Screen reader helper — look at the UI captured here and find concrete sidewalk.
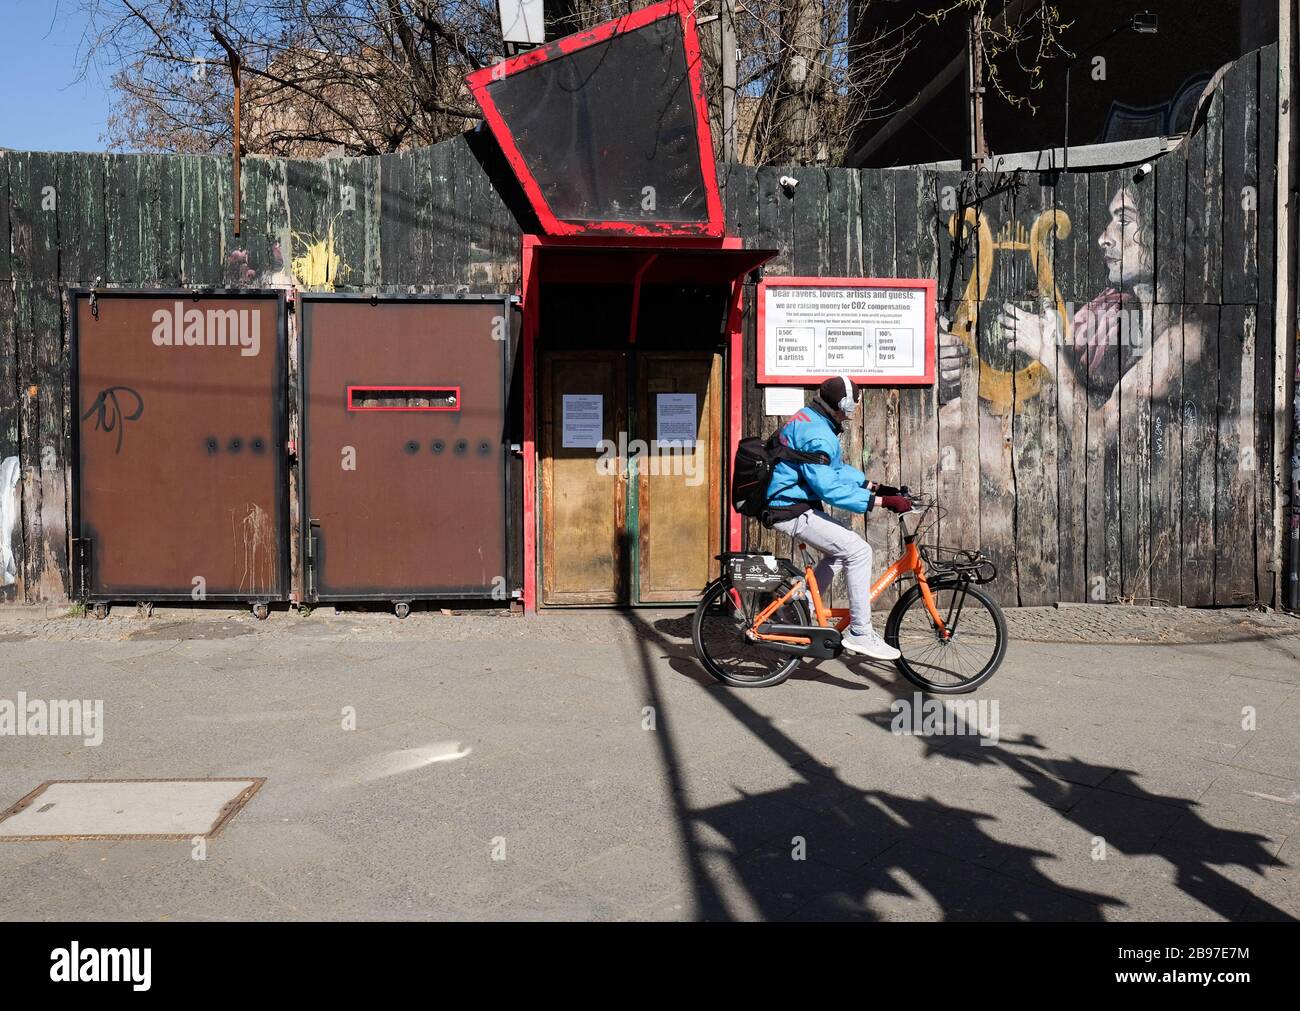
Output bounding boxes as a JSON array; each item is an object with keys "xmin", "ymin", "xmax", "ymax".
[{"xmin": 0, "ymin": 604, "xmax": 1297, "ymax": 920}]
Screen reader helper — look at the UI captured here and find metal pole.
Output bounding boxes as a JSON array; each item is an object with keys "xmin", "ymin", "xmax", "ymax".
[
  {"xmin": 967, "ymin": 11, "xmax": 987, "ymax": 170},
  {"xmin": 1063, "ymin": 65, "xmax": 1071, "ymax": 172},
  {"xmin": 213, "ymin": 29, "xmax": 242, "ymax": 237}
]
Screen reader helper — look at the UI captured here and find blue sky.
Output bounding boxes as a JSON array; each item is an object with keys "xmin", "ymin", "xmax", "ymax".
[{"xmin": 0, "ymin": 0, "xmax": 115, "ymax": 152}]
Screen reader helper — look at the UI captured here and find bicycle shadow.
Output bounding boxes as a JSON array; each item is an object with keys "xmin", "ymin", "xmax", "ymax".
[{"xmin": 629, "ymin": 611, "xmax": 1295, "ymax": 921}]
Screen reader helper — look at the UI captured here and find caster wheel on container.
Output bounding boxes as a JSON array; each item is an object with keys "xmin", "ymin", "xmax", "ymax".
[
  {"xmin": 92, "ymin": 602, "xmax": 109, "ymax": 621},
  {"xmin": 394, "ymin": 602, "xmax": 411, "ymax": 620},
  {"xmin": 252, "ymin": 602, "xmax": 270, "ymax": 621}
]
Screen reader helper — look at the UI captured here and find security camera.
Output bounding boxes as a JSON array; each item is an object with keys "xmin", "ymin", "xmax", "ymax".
[
  {"xmin": 1133, "ymin": 162, "xmax": 1153, "ymax": 183},
  {"xmin": 779, "ymin": 174, "xmax": 799, "ymax": 193}
]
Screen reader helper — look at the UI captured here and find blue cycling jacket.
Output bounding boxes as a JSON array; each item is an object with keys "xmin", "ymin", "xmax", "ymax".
[{"xmin": 767, "ymin": 402, "xmax": 875, "ymax": 514}]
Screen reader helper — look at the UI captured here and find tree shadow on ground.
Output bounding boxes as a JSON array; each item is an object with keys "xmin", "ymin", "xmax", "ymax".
[{"xmin": 628, "ymin": 612, "xmax": 1294, "ymax": 921}]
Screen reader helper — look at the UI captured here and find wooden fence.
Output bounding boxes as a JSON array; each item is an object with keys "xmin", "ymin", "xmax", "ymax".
[{"xmin": 0, "ymin": 43, "xmax": 1287, "ymax": 608}]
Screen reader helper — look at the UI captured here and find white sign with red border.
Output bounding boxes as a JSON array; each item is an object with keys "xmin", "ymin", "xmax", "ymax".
[{"xmin": 757, "ymin": 277, "xmax": 936, "ymax": 385}]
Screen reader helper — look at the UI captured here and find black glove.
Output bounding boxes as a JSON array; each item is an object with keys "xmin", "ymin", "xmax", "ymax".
[{"xmin": 871, "ymin": 482, "xmax": 901, "ymax": 497}]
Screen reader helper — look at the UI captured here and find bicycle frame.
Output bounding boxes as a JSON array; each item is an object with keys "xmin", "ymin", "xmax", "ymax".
[{"xmin": 741, "ymin": 512, "xmax": 950, "ymax": 650}]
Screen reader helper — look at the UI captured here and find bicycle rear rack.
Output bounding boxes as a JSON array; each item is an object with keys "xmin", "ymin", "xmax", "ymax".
[{"xmin": 920, "ymin": 545, "xmax": 998, "ymax": 584}]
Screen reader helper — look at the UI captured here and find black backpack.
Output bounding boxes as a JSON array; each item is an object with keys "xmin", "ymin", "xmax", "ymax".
[{"xmin": 731, "ymin": 431, "xmax": 830, "ymax": 520}]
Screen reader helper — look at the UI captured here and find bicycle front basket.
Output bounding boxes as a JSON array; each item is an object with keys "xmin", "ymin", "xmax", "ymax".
[{"xmin": 726, "ymin": 553, "xmax": 787, "ymax": 591}]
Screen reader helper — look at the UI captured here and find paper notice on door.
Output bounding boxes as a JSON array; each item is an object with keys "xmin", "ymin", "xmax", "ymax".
[
  {"xmin": 763, "ymin": 386, "xmax": 805, "ymax": 416},
  {"xmin": 656, "ymin": 393, "xmax": 697, "ymax": 446},
  {"xmin": 562, "ymin": 394, "xmax": 603, "ymax": 448}
]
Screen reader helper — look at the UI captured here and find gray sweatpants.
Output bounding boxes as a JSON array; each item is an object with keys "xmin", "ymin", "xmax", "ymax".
[{"xmin": 772, "ymin": 509, "xmax": 874, "ymax": 635}]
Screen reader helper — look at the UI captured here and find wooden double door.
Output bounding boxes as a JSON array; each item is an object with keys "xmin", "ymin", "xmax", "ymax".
[{"xmin": 541, "ymin": 351, "xmax": 722, "ymax": 605}]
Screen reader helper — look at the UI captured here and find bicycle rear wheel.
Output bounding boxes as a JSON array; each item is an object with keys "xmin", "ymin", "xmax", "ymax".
[
  {"xmin": 692, "ymin": 578, "xmax": 810, "ymax": 688},
  {"xmin": 884, "ymin": 580, "xmax": 1007, "ymax": 694}
]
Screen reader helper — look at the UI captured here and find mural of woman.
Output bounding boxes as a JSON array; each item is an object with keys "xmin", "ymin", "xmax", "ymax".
[{"xmin": 995, "ymin": 185, "xmax": 1207, "ymax": 442}]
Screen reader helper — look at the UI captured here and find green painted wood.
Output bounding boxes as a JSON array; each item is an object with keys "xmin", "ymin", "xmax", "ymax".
[
  {"xmin": 10, "ymin": 153, "xmax": 60, "ymax": 282},
  {"xmin": 55, "ymin": 154, "xmax": 107, "ymax": 286},
  {"xmin": 0, "ymin": 153, "xmax": 11, "ymax": 282}
]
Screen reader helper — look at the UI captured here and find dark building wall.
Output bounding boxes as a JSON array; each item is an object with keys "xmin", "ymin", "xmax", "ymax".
[{"xmin": 850, "ymin": 0, "xmax": 1278, "ymax": 167}]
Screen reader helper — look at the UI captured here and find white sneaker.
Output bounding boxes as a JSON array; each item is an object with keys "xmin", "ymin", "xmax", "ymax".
[{"xmin": 840, "ymin": 629, "xmax": 901, "ymax": 661}]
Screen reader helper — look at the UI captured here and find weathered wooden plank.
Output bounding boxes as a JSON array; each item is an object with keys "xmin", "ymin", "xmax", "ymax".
[
  {"xmin": 331, "ymin": 157, "xmax": 372, "ymax": 289},
  {"xmin": 1154, "ymin": 156, "xmax": 1187, "ymax": 309},
  {"xmin": 237, "ymin": 156, "xmax": 288, "ymax": 287},
  {"xmin": 755, "ymin": 166, "xmax": 796, "ymax": 277},
  {"xmin": 1182, "ymin": 108, "xmax": 1209, "ymax": 308},
  {"xmin": 0, "ymin": 284, "xmax": 18, "ymax": 601},
  {"xmin": 105, "ymin": 154, "xmax": 143, "ymax": 284},
  {"xmin": 284, "ymin": 158, "xmax": 335, "ymax": 289},
  {"xmin": 1196, "ymin": 85, "xmax": 1225, "ymax": 303},
  {"xmin": 179, "ymin": 155, "xmax": 222, "ymax": 285},
  {"xmin": 428, "ymin": 141, "xmax": 458, "ymax": 291},
  {"xmin": 1221, "ymin": 49, "xmax": 1259, "ymax": 306},
  {"xmin": 1148, "ymin": 301, "xmax": 1184, "ymax": 604},
  {"xmin": 1180, "ymin": 303, "xmax": 1219, "ymax": 603},
  {"xmin": 1214, "ymin": 303, "xmax": 1256, "ymax": 603},
  {"xmin": 860, "ymin": 169, "xmax": 895, "ymax": 277},
  {"xmin": 825, "ymin": 168, "xmax": 858, "ymax": 276},
  {"xmin": 855, "ymin": 168, "xmax": 900, "ymax": 578},
  {"xmin": 932, "ymin": 169, "xmax": 975, "ymax": 553},
  {"xmin": 792, "ymin": 167, "xmax": 828, "ymax": 276},
  {"xmin": 32, "ymin": 282, "xmax": 67, "ymax": 601},
  {"xmin": 724, "ymin": 161, "xmax": 759, "ymax": 240},
  {"xmin": 13, "ymin": 285, "xmax": 39, "ymax": 601},
  {"xmin": 1054, "ymin": 170, "xmax": 1089, "ymax": 600},
  {"xmin": 379, "ymin": 151, "xmax": 414, "ymax": 286},
  {"xmin": 156, "ymin": 154, "xmax": 183, "ymax": 286},
  {"xmin": 1149, "ymin": 157, "xmax": 1185, "ymax": 602},
  {"xmin": 1119, "ymin": 167, "xmax": 1156, "ymax": 601},
  {"xmin": 1011, "ymin": 172, "xmax": 1060, "ymax": 605},
  {"xmin": 1253, "ymin": 300, "xmax": 1276, "ymax": 604},
  {"xmin": 0, "ymin": 153, "xmax": 10, "ymax": 282},
  {"xmin": 973, "ymin": 173, "xmax": 1018, "ymax": 607},
  {"xmin": 458, "ymin": 145, "xmax": 499, "ymax": 293},
  {"xmin": 10, "ymin": 152, "xmax": 61, "ymax": 283},
  {"xmin": 55, "ymin": 154, "xmax": 107, "ymax": 286},
  {"xmin": 896, "ymin": 170, "xmax": 941, "ymax": 596},
  {"xmin": 1257, "ymin": 44, "xmax": 1279, "ymax": 310},
  {"xmin": 753, "ymin": 166, "xmax": 798, "ymax": 557}
]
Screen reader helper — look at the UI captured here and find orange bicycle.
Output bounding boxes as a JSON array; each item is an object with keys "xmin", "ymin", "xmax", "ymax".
[{"xmin": 692, "ymin": 493, "xmax": 1006, "ymax": 692}]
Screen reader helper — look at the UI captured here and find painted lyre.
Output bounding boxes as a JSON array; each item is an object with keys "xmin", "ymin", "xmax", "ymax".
[{"xmin": 947, "ymin": 207, "xmax": 1073, "ymax": 415}]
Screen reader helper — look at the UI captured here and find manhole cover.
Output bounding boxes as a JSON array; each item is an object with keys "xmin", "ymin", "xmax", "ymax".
[{"xmin": 0, "ymin": 778, "xmax": 264, "ymax": 841}]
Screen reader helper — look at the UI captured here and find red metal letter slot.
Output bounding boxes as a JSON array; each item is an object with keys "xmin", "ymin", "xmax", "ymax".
[{"xmin": 346, "ymin": 386, "xmax": 461, "ymax": 412}]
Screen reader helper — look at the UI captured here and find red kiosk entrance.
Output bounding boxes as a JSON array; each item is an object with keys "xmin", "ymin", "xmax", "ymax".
[{"xmin": 467, "ymin": 0, "xmax": 771, "ymax": 611}]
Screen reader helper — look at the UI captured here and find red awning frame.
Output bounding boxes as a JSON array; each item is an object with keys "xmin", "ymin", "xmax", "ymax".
[{"xmin": 466, "ymin": 0, "xmax": 724, "ymax": 239}]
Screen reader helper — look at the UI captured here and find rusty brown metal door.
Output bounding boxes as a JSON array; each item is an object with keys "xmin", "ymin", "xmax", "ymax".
[
  {"xmin": 301, "ymin": 295, "xmax": 511, "ymax": 602},
  {"xmin": 71, "ymin": 291, "xmax": 289, "ymax": 602}
]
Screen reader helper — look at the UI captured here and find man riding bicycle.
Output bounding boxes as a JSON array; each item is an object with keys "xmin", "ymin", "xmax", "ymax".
[{"xmin": 765, "ymin": 376, "xmax": 913, "ymax": 661}]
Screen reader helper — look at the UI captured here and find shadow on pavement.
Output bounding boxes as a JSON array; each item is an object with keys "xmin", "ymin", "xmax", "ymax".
[{"xmin": 619, "ymin": 611, "xmax": 1295, "ymax": 922}]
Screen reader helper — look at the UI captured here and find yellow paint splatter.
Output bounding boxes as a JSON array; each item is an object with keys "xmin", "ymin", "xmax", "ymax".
[{"xmin": 291, "ymin": 216, "xmax": 351, "ymax": 291}]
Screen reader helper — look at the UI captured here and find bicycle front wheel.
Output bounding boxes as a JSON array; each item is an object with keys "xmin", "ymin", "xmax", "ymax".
[
  {"xmin": 692, "ymin": 578, "xmax": 810, "ymax": 688},
  {"xmin": 884, "ymin": 580, "xmax": 1007, "ymax": 694}
]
